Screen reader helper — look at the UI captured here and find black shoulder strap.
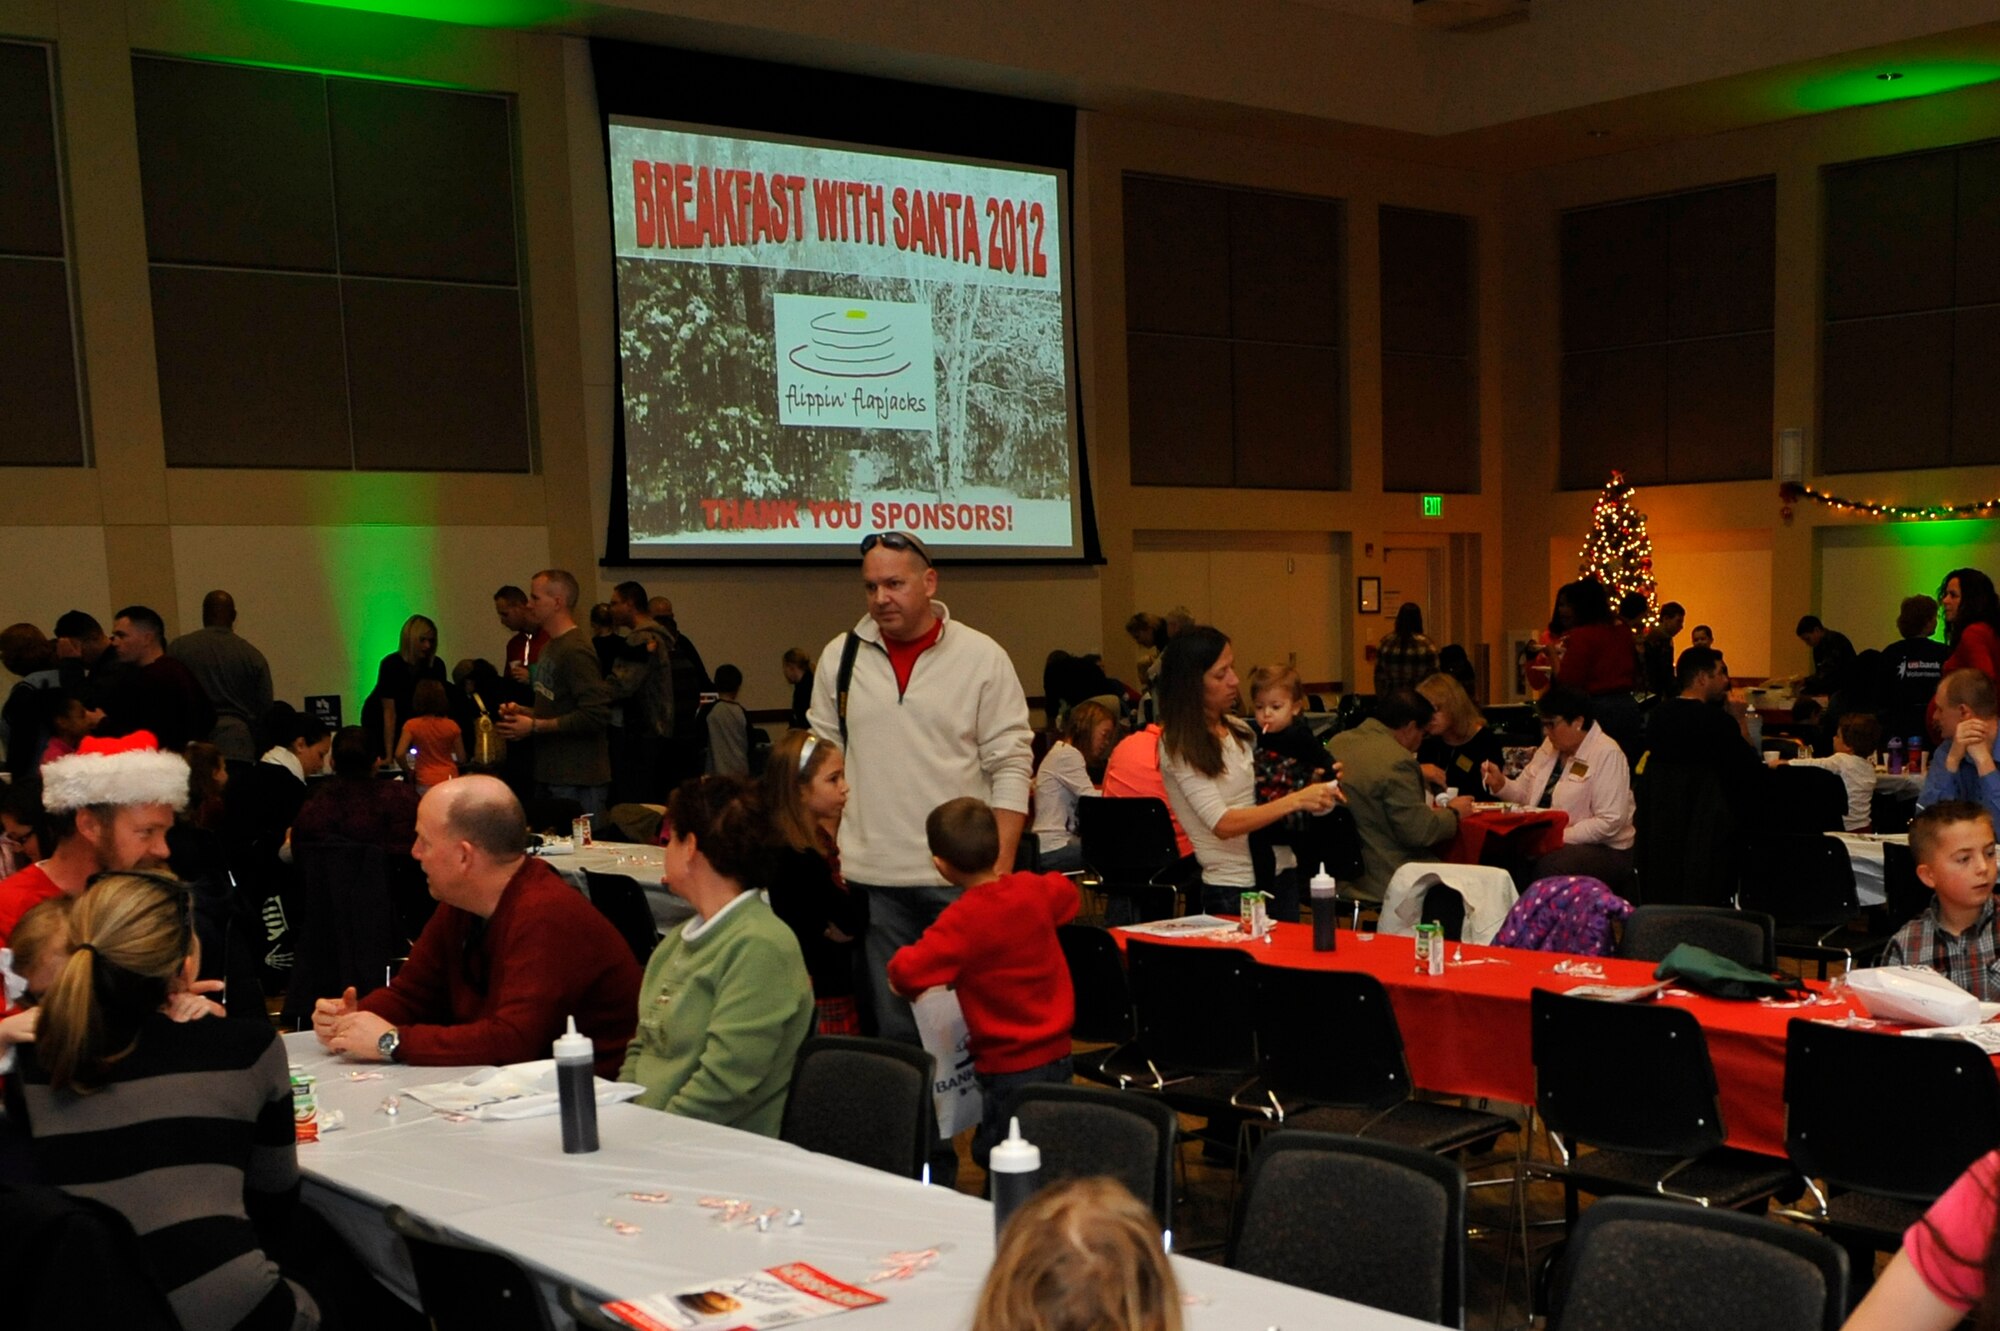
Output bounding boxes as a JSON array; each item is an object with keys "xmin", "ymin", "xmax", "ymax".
[{"xmin": 835, "ymin": 631, "xmax": 863, "ymax": 747}]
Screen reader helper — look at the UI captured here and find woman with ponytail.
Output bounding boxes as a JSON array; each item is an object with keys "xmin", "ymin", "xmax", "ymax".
[{"xmin": 21, "ymin": 872, "xmax": 315, "ymax": 1331}]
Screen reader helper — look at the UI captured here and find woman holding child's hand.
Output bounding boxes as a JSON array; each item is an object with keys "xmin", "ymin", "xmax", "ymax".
[{"xmin": 1156, "ymin": 626, "xmax": 1343, "ymax": 917}]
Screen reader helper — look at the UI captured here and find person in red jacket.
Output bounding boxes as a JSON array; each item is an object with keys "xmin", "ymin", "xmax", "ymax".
[
  {"xmin": 313, "ymin": 775, "xmax": 640, "ymax": 1076},
  {"xmin": 887, "ymin": 797, "xmax": 1078, "ymax": 1167}
]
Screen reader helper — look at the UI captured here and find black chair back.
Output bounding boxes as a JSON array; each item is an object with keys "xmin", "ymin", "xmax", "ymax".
[
  {"xmin": 0, "ymin": 1184, "xmax": 179, "ymax": 1329},
  {"xmin": 1619, "ymin": 904, "xmax": 1776, "ymax": 971},
  {"xmin": 1762, "ymin": 765, "xmax": 1847, "ymax": 834},
  {"xmin": 1738, "ymin": 834, "xmax": 1859, "ymax": 928},
  {"xmin": 1057, "ymin": 924, "xmax": 1135, "ymax": 1045},
  {"xmin": 387, "ymin": 1204, "xmax": 556, "ymax": 1331},
  {"xmin": 1004, "ymin": 1083, "xmax": 1179, "ymax": 1233},
  {"xmin": 1228, "ymin": 1130, "xmax": 1467, "ymax": 1327},
  {"xmin": 1871, "ymin": 790, "xmax": 1916, "ymax": 835},
  {"xmin": 1125, "ymin": 938, "xmax": 1257, "ymax": 1076},
  {"xmin": 521, "ymin": 797, "xmax": 585, "ymax": 835},
  {"xmin": 283, "ymin": 838, "xmax": 405, "ymax": 1026},
  {"xmin": 1548, "ymin": 1195, "xmax": 1847, "ymax": 1331},
  {"xmin": 1783, "ymin": 1018, "xmax": 2000, "ymax": 1203},
  {"xmin": 1078, "ymin": 797, "xmax": 1180, "ymax": 881},
  {"xmin": 1881, "ymin": 842, "xmax": 1932, "ymax": 925},
  {"xmin": 1251, "ymin": 966, "xmax": 1409, "ymax": 1113},
  {"xmin": 1530, "ymin": 988, "xmax": 1726, "ymax": 1158},
  {"xmin": 581, "ymin": 869, "xmax": 661, "ymax": 966},
  {"xmin": 1079, "ymin": 797, "xmax": 1184, "ymax": 920},
  {"xmin": 779, "ymin": 1036, "xmax": 935, "ymax": 1181},
  {"xmin": 1631, "ymin": 763, "xmax": 1737, "ymax": 907}
]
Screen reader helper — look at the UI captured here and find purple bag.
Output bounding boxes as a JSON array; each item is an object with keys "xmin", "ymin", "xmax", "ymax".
[{"xmin": 1491, "ymin": 875, "xmax": 1632, "ymax": 956}]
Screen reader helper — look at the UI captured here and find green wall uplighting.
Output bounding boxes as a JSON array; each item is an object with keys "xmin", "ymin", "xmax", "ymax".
[
  {"xmin": 1790, "ymin": 62, "xmax": 2000, "ymax": 113},
  {"xmin": 283, "ymin": 0, "xmax": 576, "ymax": 25}
]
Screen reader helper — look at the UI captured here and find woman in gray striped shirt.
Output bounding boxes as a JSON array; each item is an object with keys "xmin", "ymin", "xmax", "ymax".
[{"xmin": 20, "ymin": 872, "xmax": 316, "ymax": 1331}]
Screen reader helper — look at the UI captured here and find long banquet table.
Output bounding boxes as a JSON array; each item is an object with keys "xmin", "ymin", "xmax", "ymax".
[
  {"xmin": 284, "ymin": 1033, "xmax": 1434, "ymax": 1330},
  {"xmin": 1113, "ymin": 921, "xmax": 1927, "ymax": 1158}
]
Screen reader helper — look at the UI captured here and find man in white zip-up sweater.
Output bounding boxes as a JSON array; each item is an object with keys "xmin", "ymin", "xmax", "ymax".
[{"xmin": 807, "ymin": 532, "xmax": 1033, "ymax": 1046}]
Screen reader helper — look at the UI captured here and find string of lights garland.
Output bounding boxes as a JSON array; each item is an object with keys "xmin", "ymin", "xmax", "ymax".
[{"xmin": 1779, "ymin": 481, "xmax": 2000, "ymax": 521}]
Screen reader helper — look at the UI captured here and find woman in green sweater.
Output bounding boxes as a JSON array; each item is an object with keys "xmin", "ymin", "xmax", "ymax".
[{"xmin": 620, "ymin": 775, "xmax": 814, "ymax": 1137}]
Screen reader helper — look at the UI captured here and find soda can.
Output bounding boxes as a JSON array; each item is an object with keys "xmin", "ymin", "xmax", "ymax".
[
  {"xmin": 291, "ymin": 1067, "xmax": 319, "ymax": 1144},
  {"xmin": 573, "ymin": 814, "xmax": 593, "ymax": 847}
]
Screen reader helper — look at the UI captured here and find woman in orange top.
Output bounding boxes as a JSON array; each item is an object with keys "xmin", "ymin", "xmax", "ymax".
[{"xmin": 395, "ymin": 678, "xmax": 463, "ymax": 791}]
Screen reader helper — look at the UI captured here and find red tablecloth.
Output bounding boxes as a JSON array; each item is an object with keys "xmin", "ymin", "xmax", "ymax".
[
  {"xmin": 1444, "ymin": 808, "xmax": 1568, "ymax": 865},
  {"xmin": 1113, "ymin": 921, "xmax": 1883, "ymax": 1157}
]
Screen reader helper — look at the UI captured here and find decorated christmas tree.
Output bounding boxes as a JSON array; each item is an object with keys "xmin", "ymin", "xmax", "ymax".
[{"xmin": 1578, "ymin": 469, "xmax": 1656, "ymax": 620}]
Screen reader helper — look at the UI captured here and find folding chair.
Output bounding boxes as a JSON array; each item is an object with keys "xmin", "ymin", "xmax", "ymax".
[
  {"xmin": 1078, "ymin": 797, "xmax": 1183, "ymax": 922},
  {"xmin": 1546, "ymin": 1195, "xmax": 1847, "ymax": 1331},
  {"xmin": 1229, "ymin": 1131, "xmax": 1468, "ymax": 1327},
  {"xmin": 387, "ymin": 1205, "xmax": 556, "ymax": 1331},
  {"xmin": 1780, "ymin": 1018, "xmax": 2000, "ymax": 1262},
  {"xmin": 778, "ymin": 1036, "xmax": 935, "ymax": 1181},
  {"xmin": 1738, "ymin": 834, "xmax": 1895, "ymax": 977},
  {"xmin": 1004, "ymin": 1082, "xmax": 1179, "ymax": 1239},
  {"xmin": 1618, "ymin": 904, "xmax": 1776, "ymax": 971}
]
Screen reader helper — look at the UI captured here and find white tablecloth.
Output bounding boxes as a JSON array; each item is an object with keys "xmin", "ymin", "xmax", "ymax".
[
  {"xmin": 1830, "ymin": 832, "xmax": 1906, "ymax": 908},
  {"xmin": 286, "ymin": 1034, "xmax": 1432, "ymax": 1330},
  {"xmin": 540, "ymin": 843, "xmax": 692, "ymax": 930}
]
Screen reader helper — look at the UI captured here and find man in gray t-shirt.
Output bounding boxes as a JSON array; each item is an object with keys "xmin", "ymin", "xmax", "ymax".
[{"xmin": 168, "ymin": 590, "xmax": 273, "ymax": 761}]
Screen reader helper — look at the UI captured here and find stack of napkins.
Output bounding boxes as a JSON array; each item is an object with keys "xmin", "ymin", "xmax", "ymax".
[{"xmin": 402, "ymin": 1060, "xmax": 645, "ymax": 1120}]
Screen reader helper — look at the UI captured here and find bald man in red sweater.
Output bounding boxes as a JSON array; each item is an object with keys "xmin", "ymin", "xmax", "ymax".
[
  {"xmin": 315, "ymin": 777, "xmax": 639, "ymax": 1076},
  {"xmin": 888, "ymin": 797, "xmax": 1077, "ymax": 1167}
]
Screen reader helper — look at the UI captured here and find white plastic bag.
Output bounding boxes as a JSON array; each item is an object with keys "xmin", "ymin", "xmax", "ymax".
[
  {"xmin": 1846, "ymin": 965, "xmax": 1982, "ymax": 1028},
  {"xmin": 910, "ymin": 987, "xmax": 982, "ymax": 1139}
]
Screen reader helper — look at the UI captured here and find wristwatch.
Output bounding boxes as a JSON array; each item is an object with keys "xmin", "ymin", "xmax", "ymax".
[{"xmin": 377, "ymin": 1028, "xmax": 401, "ymax": 1063}]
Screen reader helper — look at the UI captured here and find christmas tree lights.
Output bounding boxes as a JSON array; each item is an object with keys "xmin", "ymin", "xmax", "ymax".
[{"xmin": 1578, "ymin": 470, "xmax": 1656, "ymax": 622}]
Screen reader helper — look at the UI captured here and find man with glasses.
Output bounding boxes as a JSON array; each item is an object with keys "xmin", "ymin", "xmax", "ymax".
[{"xmin": 808, "ymin": 531, "xmax": 1032, "ymax": 1047}]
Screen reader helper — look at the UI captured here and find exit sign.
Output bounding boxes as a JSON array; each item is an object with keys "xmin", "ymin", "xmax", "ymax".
[{"xmin": 1421, "ymin": 494, "xmax": 1444, "ymax": 518}]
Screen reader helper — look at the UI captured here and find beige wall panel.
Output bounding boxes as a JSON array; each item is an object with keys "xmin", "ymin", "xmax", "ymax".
[{"xmin": 0, "ymin": 526, "xmax": 111, "ymax": 635}]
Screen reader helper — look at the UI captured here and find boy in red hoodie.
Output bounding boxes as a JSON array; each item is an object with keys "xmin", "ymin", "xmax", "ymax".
[{"xmin": 887, "ymin": 796, "xmax": 1079, "ymax": 1166}]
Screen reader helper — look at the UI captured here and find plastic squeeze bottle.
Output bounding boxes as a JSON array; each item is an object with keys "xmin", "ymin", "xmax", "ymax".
[
  {"xmin": 554, "ymin": 1015, "xmax": 600, "ymax": 1154},
  {"xmin": 1310, "ymin": 864, "xmax": 1339, "ymax": 952},
  {"xmin": 989, "ymin": 1117, "xmax": 1042, "ymax": 1235}
]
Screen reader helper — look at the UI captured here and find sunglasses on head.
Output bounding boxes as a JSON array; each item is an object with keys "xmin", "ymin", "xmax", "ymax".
[{"xmin": 859, "ymin": 531, "xmax": 933, "ymax": 567}]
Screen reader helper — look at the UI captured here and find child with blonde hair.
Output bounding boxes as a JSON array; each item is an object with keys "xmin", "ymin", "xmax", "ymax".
[{"xmin": 973, "ymin": 1177, "xmax": 1181, "ymax": 1331}]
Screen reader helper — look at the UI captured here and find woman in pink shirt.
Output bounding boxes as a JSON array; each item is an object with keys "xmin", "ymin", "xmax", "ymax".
[{"xmin": 1846, "ymin": 1150, "xmax": 2000, "ymax": 1329}]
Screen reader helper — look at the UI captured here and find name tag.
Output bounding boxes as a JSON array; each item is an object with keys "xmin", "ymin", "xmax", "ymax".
[
  {"xmin": 1454, "ymin": 755, "xmax": 1472, "ymax": 771},
  {"xmin": 535, "ymin": 681, "xmax": 556, "ymax": 701},
  {"xmin": 1569, "ymin": 760, "xmax": 1590, "ymax": 779}
]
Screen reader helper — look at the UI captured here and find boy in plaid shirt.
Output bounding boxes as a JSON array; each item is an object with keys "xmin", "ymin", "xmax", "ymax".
[{"xmin": 1879, "ymin": 799, "xmax": 2000, "ymax": 998}]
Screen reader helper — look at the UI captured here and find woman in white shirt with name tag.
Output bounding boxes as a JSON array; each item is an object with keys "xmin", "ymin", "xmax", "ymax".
[{"xmin": 1479, "ymin": 685, "xmax": 1635, "ymax": 887}]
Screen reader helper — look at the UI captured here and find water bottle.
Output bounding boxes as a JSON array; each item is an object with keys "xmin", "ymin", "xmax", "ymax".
[
  {"xmin": 1910, "ymin": 735, "xmax": 1927, "ymax": 774},
  {"xmin": 1744, "ymin": 700, "xmax": 1762, "ymax": 753},
  {"xmin": 1310, "ymin": 864, "xmax": 1339, "ymax": 952},
  {"xmin": 554, "ymin": 1015, "xmax": 599, "ymax": 1154},
  {"xmin": 1886, "ymin": 736, "xmax": 1905, "ymax": 776},
  {"xmin": 989, "ymin": 1117, "xmax": 1041, "ymax": 1236}
]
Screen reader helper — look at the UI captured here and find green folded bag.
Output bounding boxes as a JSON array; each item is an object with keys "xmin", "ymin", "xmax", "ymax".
[{"xmin": 1653, "ymin": 942, "xmax": 1807, "ymax": 1001}]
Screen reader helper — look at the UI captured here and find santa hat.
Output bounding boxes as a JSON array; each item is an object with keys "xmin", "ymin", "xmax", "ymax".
[{"xmin": 42, "ymin": 732, "xmax": 189, "ymax": 813}]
